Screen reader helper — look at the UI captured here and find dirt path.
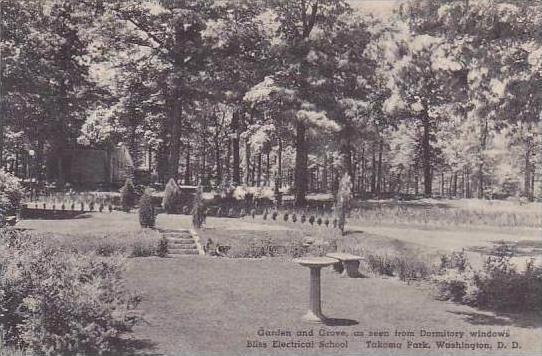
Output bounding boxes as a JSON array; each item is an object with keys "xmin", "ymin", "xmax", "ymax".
[{"xmin": 124, "ymin": 256, "xmax": 541, "ymax": 355}]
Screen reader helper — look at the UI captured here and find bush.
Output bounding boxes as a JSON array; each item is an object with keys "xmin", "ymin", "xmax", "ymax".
[
  {"xmin": 0, "ymin": 170, "xmax": 23, "ymax": 217},
  {"xmin": 435, "ymin": 245, "xmax": 542, "ymax": 313},
  {"xmin": 120, "ymin": 178, "xmax": 137, "ymax": 212},
  {"xmin": 0, "ymin": 230, "xmax": 141, "ymax": 354},
  {"xmin": 162, "ymin": 178, "xmax": 180, "ymax": 213},
  {"xmin": 138, "ymin": 190, "xmax": 155, "ymax": 228}
]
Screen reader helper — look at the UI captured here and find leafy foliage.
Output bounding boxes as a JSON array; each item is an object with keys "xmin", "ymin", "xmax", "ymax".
[
  {"xmin": 0, "ymin": 229, "xmax": 141, "ymax": 354},
  {"xmin": 435, "ymin": 244, "xmax": 542, "ymax": 313},
  {"xmin": 0, "ymin": 170, "xmax": 23, "ymax": 217}
]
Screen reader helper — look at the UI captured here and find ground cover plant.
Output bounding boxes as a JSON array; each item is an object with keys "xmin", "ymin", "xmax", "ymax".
[
  {"xmin": 41, "ymin": 229, "xmax": 162, "ymax": 257},
  {"xmin": 0, "ymin": 228, "xmax": 141, "ymax": 354}
]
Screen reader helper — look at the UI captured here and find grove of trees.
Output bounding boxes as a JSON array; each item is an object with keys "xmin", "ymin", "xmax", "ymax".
[{"xmin": 1, "ymin": 0, "xmax": 541, "ymax": 204}]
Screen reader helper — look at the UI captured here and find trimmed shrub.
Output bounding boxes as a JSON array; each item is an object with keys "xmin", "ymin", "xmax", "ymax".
[
  {"xmin": 158, "ymin": 236, "xmax": 168, "ymax": 257},
  {"xmin": 192, "ymin": 187, "xmax": 205, "ymax": 228},
  {"xmin": 163, "ymin": 178, "xmax": 180, "ymax": 213},
  {"xmin": 120, "ymin": 178, "xmax": 137, "ymax": 212},
  {"xmin": 138, "ymin": 190, "xmax": 155, "ymax": 228}
]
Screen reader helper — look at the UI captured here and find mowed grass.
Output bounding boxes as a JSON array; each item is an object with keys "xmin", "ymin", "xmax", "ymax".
[
  {"xmin": 123, "ymin": 256, "xmax": 542, "ymax": 355},
  {"xmin": 14, "ymin": 204, "xmax": 542, "ymax": 354}
]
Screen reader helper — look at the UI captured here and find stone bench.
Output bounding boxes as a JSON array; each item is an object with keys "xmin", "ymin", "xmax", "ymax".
[{"xmin": 326, "ymin": 252, "xmax": 364, "ymax": 278}]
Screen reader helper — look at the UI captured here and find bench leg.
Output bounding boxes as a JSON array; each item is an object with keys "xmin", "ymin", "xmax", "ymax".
[
  {"xmin": 332, "ymin": 262, "xmax": 344, "ymax": 274},
  {"xmin": 341, "ymin": 260, "xmax": 362, "ymax": 278}
]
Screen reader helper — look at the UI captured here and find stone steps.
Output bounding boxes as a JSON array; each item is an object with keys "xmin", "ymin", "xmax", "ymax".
[{"xmin": 160, "ymin": 229, "xmax": 203, "ymax": 257}]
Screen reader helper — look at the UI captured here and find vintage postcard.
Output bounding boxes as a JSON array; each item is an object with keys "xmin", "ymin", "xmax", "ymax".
[{"xmin": 1, "ymin": 0, "xmax": 541, "ymax": 355}]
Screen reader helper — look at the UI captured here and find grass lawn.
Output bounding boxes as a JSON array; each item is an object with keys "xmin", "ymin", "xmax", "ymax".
[
  {"xmin": 15, "ymin": 204, "xmax": 542, "ymax": 354},
  {"xmin": 123, "ymin": 256, "xmax": 542, "ymax": 355}
]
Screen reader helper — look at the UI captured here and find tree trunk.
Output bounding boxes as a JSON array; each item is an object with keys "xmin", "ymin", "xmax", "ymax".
[
  {"xmin": 530, "ymin": 163, "xmax": 535, "ymax": 202},
  {"xmin": 245, "ymin": 138, "xmax": 251, "ymax": 185},
  {"xmin": 406, "ymin": 168, "xmax": 411, "ymax": 195},
  {"xmin": 478, "ymin": 118, "xmax": 489, "ymax": 199},
  {"xmin": 201, "ymin": 142, "xmax": 207, "ymax": 187},
  {"xmin": 294, "ymin": 121, "xmax": 308, "ymax": 206},
  {"xmin": 148, "ymin": 146, "xmax": 152, "ymax": 172},
  {"xmin": 157, "ymin": 142, "xmax": 168, "ymax": 183},
  {"xmin": 453, "ymin": 172, "xmax": 458, "ymax": 198},
  {"xmin": 215, "ymin": 129, "xmax": 222, "ymax": 184},
  {"xmin": 231, "ymin": 109, "xmax": 241, "ymax": 185},
  {"xmin": 376, "ymin": 139, "xmax": 383, "ymax": 198},
  {"xmin": 184, "ymin": 144, "xmax": 191, "ymax": 185},
  {"xmin": 371, "ymin": 146, "xmax": 377, "ymax": 194},
  {"xmin": 322, "ymin": 153, "xmax": 328, "ymax": 191},
  {"xmin": 266, "ymin": 151, "xmax": 271, "ymax": 186},
  {"xmin": 167, "ymin": 96, "xmax": 182, "ymax": 181},
  {"xmin": 360, "ymin": 145, "xmax": 366, "ymax": 195},
  {"xmin": 0, "ymin": 116, "xmax": 4, "ymax": 167},
  {"xmin": 277, "ymin": 137, "xmax": 283, "ymax": 188},
  {"xmin": 441, "ymin": 171, "xmax": 445, "ymax": 196},
  {"xmin": 414, "ymin": 163, "xmax": 419, "ymax": 196},
  {"xmin": 422, "ymin": 113, "xmax": 432, "ymax": 197},
  {"xmin": 340, "ymin": 134, "xmax": 353, "ymax": 179},
  {"xmin": 257, "ymin": 152, "xmax": 262, "ymax": 187},
  {"xmin": 465, "ymin": 168, "xmax": 471, "ymax": 199},
  {"xmin": 524, "ymin": 150, "xmax": 531, "ymax": 198}
]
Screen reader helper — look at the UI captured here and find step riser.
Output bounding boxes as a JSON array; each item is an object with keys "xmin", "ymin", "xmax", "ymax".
[
  {"xmin": 163, "ymin": 233, "xmax": 191, "ymax": 238},
  {"xmin": 169, "ymin": 251, "xmax": 199, "ymax": 255},
  {"xmin": 168, "ymin": 240, "xmax": 195, "ymax": 245}
]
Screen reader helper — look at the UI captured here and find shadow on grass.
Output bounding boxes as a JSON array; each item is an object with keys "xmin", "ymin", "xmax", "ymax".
[
  {"xmin": 20, "ymin": 211, "xmax": 95, "ymax": 220},
  {"xmin": 467, "ymin": 240, "xmax": 542, "ymax": 257},
  {"xmin": 323, "ymin": 318, "xmax": 359, "ymax": 326},
  {"xmin": 106, "ymin": 337, "xmax": 160, "ymax": 355},
  {"xmin": 449, "ymin": 310, "xmax": 542, "ymax": 329}
]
